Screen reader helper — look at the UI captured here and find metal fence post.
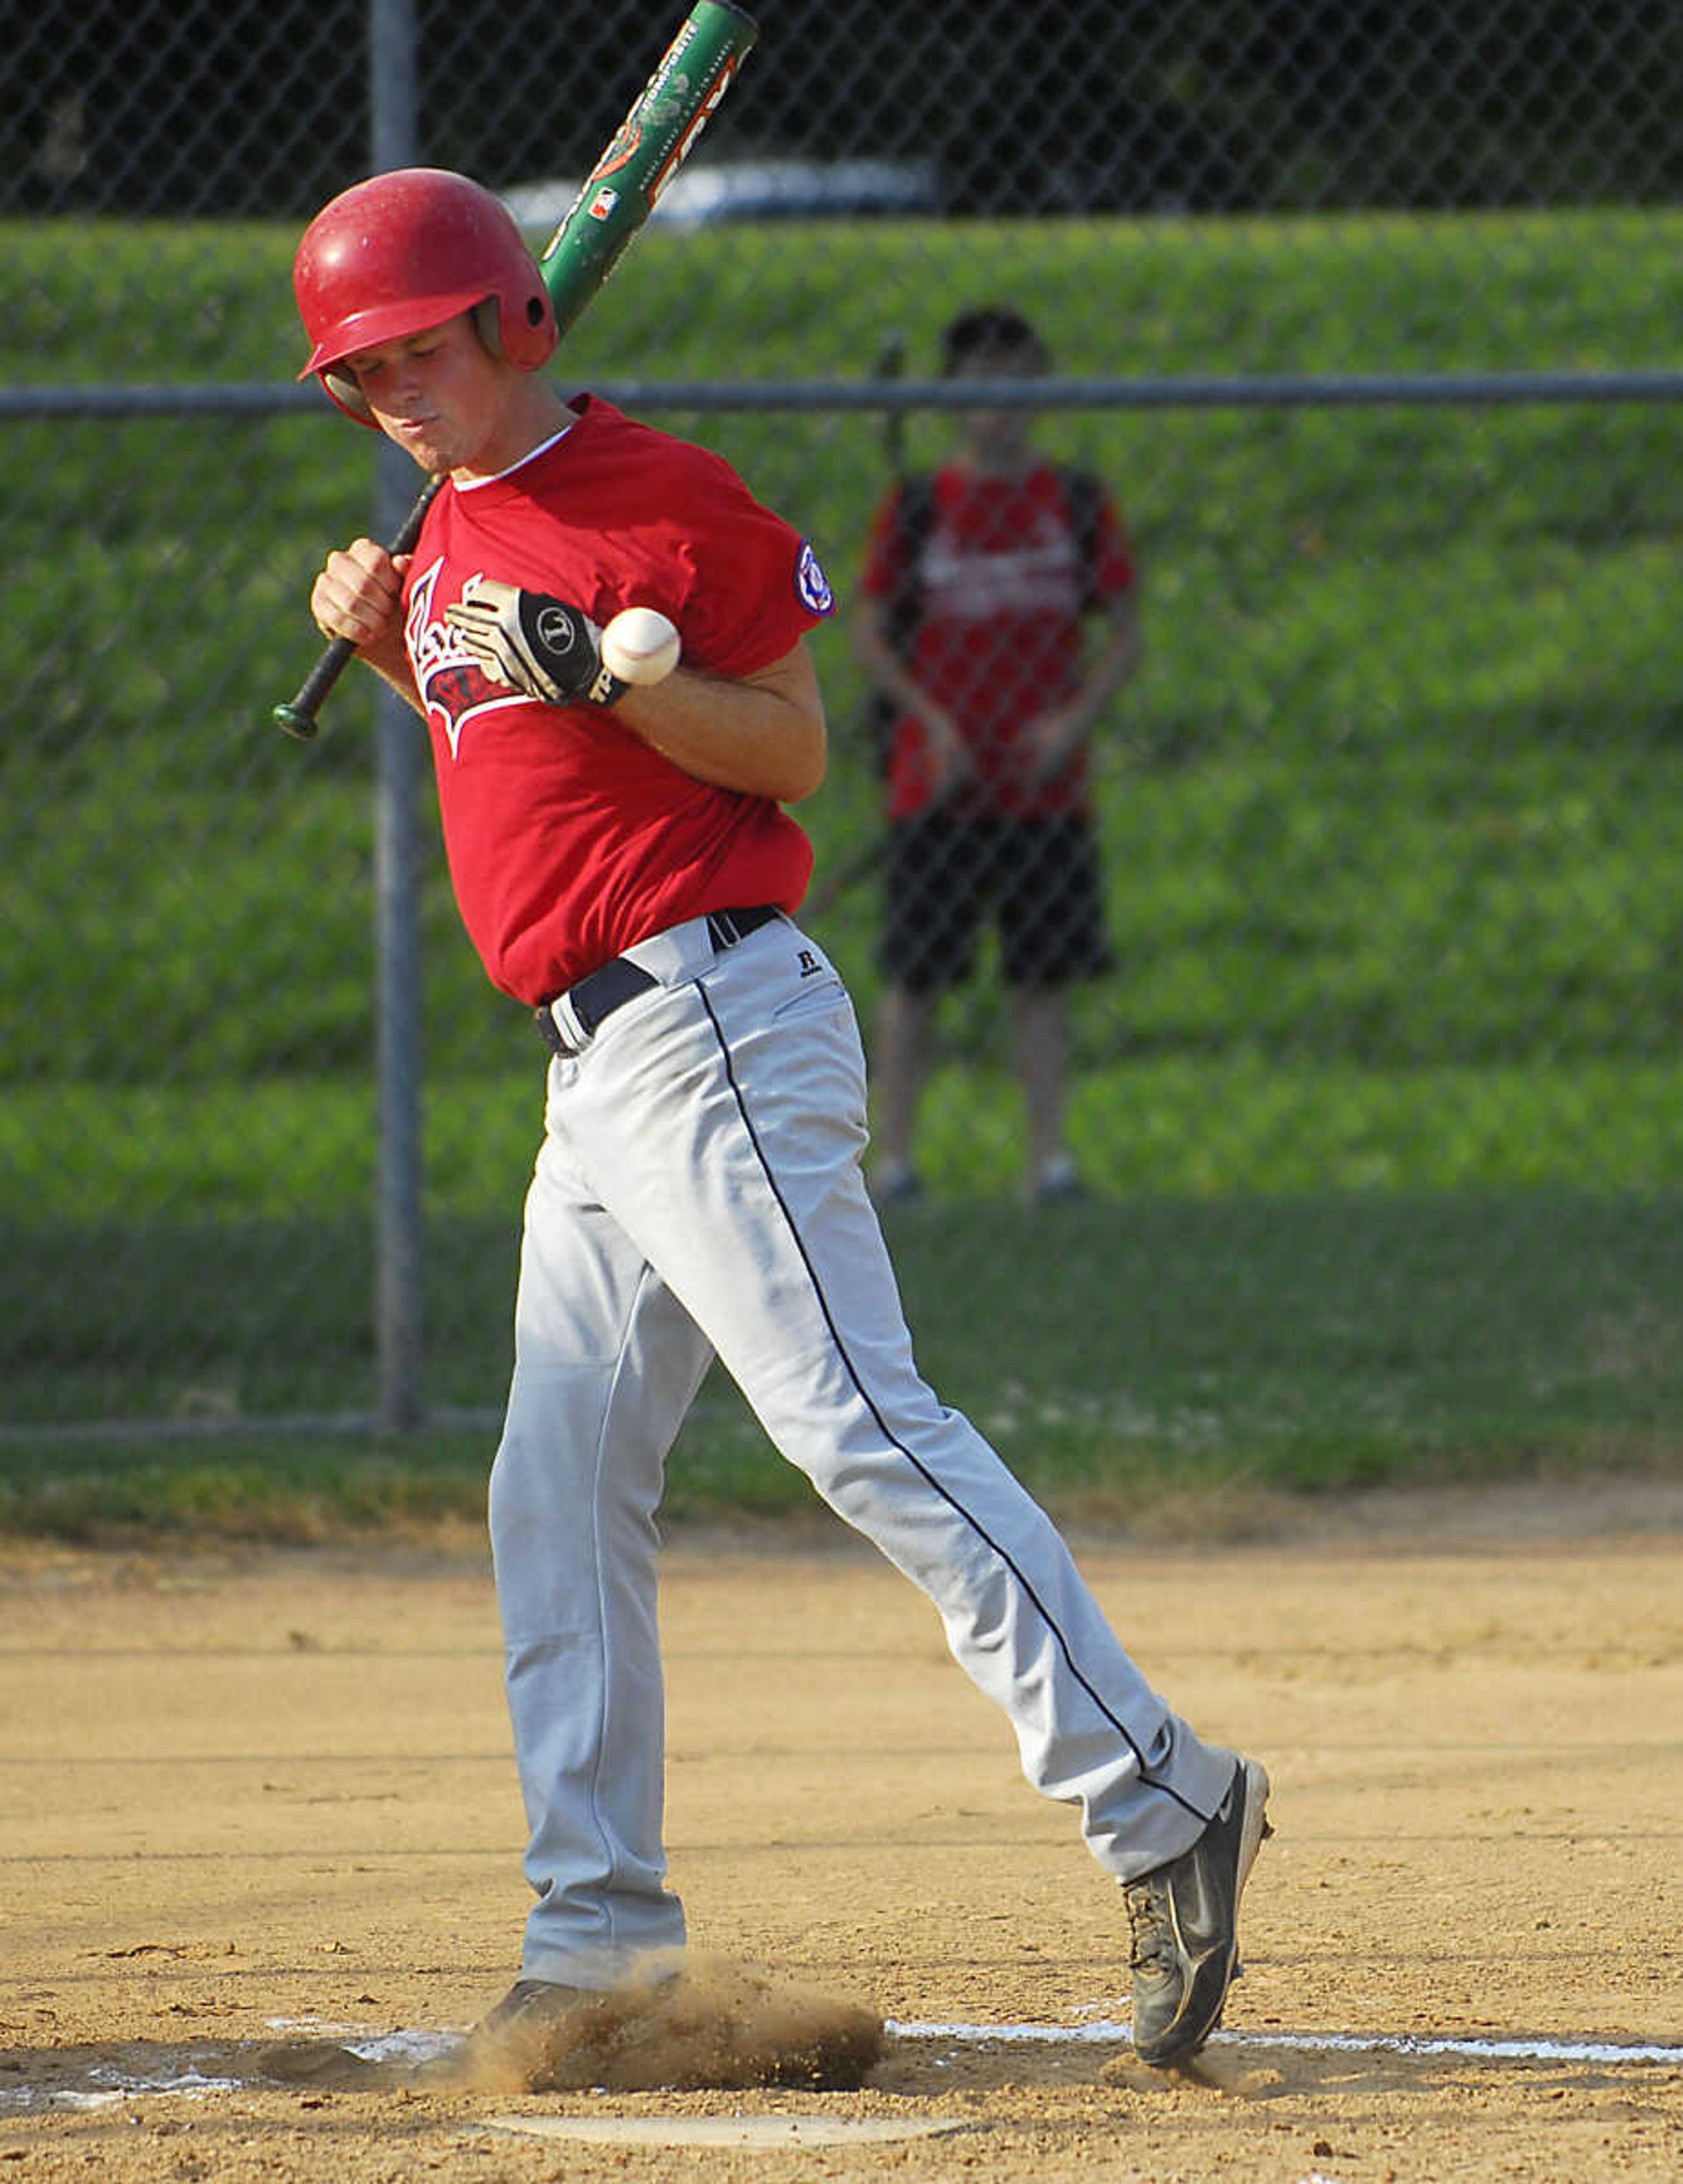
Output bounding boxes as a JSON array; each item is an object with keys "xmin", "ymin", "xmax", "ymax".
[{"xmin": 370, "ymin": 0, "xmax": 425, "ymax": 1430}]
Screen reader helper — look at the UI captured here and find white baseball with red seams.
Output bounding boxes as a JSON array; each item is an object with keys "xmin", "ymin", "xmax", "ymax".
[{"xmin": 602, "ymin": 606, "xmax": 682, "ymax": 685}]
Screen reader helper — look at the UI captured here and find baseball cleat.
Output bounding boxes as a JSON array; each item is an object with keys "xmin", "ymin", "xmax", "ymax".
[
  {"xmin": 1122, "ymin": 1754, "xmax": 1271, "ymax": 2068},
  {"xmin": 455, "ymin": 1977, "xmax": 593, "ymax": 2080},
  {"xmin": 473, "ymin": 1976, "xmax": 590, "ymax": 2033}
]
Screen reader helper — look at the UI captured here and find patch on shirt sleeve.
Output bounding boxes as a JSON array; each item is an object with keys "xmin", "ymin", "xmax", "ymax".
[{"xmin": 795, "ymin": 538, "xmax": 835, "ymax": 617}]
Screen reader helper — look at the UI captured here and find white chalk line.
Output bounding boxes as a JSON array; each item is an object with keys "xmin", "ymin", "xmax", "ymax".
[
  {"xmin": 890, "ymin": 2019, "xmax": 1683, "ymax": 2067},
  {"xmin": 5, "ymin": 2014, "xmax": 1675, "ymax": 2111},
  {"xmin": 0, "ymin": 2024, "xmax": 454, "ymax": 2113},
  {"xmin": 0, "ymin": 2066, "xmax": 247, "ymax": 2113}
]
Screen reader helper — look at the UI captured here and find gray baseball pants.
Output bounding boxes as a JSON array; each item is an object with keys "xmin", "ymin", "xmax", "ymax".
[{"xmin": 487, "ymin": 910, "xmax": 1235, "ymax": 1989}]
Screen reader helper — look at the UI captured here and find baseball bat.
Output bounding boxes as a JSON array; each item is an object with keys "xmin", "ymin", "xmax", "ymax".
[{"xmin": 273, "ymin": 0, "xmax": 759, "ymax": 740}]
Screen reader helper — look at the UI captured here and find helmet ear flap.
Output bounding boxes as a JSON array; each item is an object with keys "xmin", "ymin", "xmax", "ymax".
[
  {"xmin": 470, "ymin": 296, "xmax": 504, "ymax": 360},
  {"xmin": 323, "ymin": 365, "xmax": 376, "ymax": 424},
  {"xmin": 473, "ymin": 288, "xmax": 555, "ymax": 371}
]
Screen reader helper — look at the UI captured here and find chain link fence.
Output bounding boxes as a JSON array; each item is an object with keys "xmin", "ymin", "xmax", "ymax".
[{"xmin": 3, "ymin": 1, "xmax": 1679, "ymax": 1450}]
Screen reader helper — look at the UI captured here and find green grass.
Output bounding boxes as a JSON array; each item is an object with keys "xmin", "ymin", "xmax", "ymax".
[
  {"xmin": 6, "ymin": 1185, "xmax": 1679, "ymax": 1542},
  {"xmin": 2, "ymin": 208, "xmax": 1681, "ymax": 1531},
  {"xmin": 8, "ymin": 208, "xmax": 1678, "ymax": 385},
  {"xmin": 5, "ymin": 210, "xmax": 1679, "ymax": 982}
]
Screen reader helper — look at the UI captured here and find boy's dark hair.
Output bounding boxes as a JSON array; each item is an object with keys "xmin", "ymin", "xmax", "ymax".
[{"xmin": 940, "ymin": 305, "xmax": 1051, "ymax": 376}]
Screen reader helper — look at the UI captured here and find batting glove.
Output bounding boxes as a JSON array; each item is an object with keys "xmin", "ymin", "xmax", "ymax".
[{"xmin": 445, "ymin": 577, "xmax": 626, "ymax": 707}]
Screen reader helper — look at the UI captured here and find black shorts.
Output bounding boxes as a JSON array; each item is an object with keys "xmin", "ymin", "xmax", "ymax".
[{"xmin": 879, "ymin": 816, "xmax": 1114, "ymax": 994}]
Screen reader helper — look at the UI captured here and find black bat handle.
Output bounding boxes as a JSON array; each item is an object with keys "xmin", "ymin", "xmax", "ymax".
[{"xmin": 271, "ymin": 473, "xmax": 444, "ymax": 739}]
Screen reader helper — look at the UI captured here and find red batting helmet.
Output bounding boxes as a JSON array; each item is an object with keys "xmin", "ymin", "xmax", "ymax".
[{"xmin": 294, "ymin": 167, "xmax": 557, "ymax": 423}]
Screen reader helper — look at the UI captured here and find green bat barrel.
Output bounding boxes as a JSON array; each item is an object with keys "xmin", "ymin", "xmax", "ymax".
[{"xmin": 538, "ymin": 2, "xmax": 760, "ymax": 336}]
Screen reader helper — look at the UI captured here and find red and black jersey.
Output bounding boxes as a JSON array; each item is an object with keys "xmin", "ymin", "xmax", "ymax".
[
  {"xmin": 402, "ymin": 395, "xmax": 833, "ymax": 1004},
  {"xmin": 859, "ymin": 459, "xmax": 1136, "ymax": 822}
]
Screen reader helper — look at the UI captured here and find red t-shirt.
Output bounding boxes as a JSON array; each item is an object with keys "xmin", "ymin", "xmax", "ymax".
[
  {"xmin": 401, "ymin": 395, "xmax": 834, "ymax": 1003},
  {"xmin": 860, "ymin": 461, "xmax": 1136, "ymax": 821}
]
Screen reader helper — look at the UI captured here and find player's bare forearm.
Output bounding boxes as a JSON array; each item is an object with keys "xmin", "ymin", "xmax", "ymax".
[
  {"xmin": 616, "ymin": 637, "xmax": 827, "ymax": 804},
  {"xmin": 852, "ymin": 601, "xmax": 970, "ymax": 785},
  {"xmin": 852, "ymin": 604, "xmax": 923, "ymax": 717},
  {"xmin": 853, "ymin": 601, "xmax": 948, "ymax": 732},
  {"xmin": 1047, "ymin": 592, "xmax": 1142, "ymax": 746},
  {"xmin": 1020, "ymin": 595, "xmax": 1143, "ymax": 783},
  {"xmin": 344, "ymin": 619, "xmax": 424, "ymax": 716},
  {"xmin": 1085, "ymin": 591, "xmax": 1143, "ymax": 710},
  {"xmin": 362, "ymin": 652, "xmax": 426, "ymax": 716}
]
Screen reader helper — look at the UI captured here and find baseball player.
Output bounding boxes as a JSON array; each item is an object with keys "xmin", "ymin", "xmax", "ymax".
[
  {"xmin": 291, "ymin": 167, "xmax": 1269, "ymax": 2073},
  {"xmin": 855, "ymin": 306, "xmax": 1141, "ymax": 1209}
]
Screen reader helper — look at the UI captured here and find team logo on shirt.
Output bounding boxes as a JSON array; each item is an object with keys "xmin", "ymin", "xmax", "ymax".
[
  {"xmin": 795, "ymin": 539, "xmax": 834, "ymax": 617},
  {"xmin": 405, "ymin": 558, "xmax": 529, "ymax": 757},
  {"xmin": 920, "ymin": 523, "xmax": 1080, "ymax": 620}
]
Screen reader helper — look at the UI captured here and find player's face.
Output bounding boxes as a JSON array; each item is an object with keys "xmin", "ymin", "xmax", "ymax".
[
  {"xmin": 955, "ymin": 346, "xmax": 1044, "ymax": 471},
  {"xmin": 345, "ymin": 313, "xmax": 516, "ymax": 477}
]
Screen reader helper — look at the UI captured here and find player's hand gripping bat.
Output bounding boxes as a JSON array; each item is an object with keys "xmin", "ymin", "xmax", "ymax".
[{"xmin": 272, "ymin": 0, "xmax": 759, "ymax": 740}]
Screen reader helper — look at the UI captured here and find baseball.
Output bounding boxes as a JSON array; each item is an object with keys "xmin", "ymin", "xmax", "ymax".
[{"xmin": 601, "ymin": 606, "xmax": 682, "ymax": 686}]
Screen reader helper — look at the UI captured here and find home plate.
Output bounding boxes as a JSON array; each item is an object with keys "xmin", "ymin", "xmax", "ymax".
[{"xmin": 481, "ymin": 2113, "xmax": 964, "ymax": 2149}]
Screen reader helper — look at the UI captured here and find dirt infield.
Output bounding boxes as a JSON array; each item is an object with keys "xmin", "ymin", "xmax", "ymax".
[{"xmin": 3, "ymin": 1480, "xmax": 1680, "ymax": 2181}]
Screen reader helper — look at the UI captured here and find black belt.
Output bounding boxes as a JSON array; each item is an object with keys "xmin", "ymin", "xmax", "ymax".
[{"xmin": 535, "ymin": 906, "xmax": 781, "ymax": 1060}]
